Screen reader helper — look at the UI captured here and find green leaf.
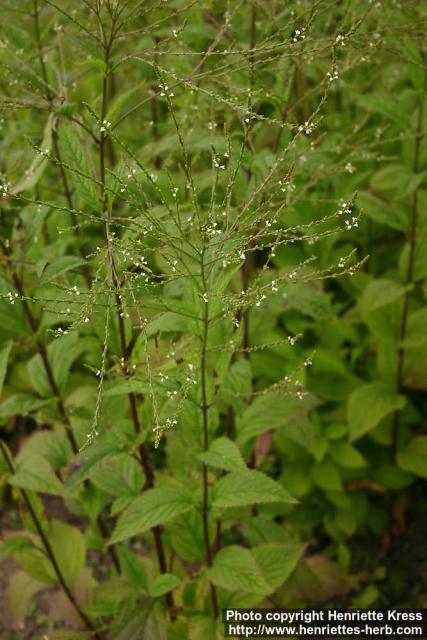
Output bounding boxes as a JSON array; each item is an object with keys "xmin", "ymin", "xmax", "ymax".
[
  {"xmin": 49, "ymin": 520, "xmax": 86, "ymax": 587},
  {"xmin": 90, "ymin": 453, "xmax": 144, "ymax": 497},
  {"xmin": 348, "ymin": 382, "xmax": 406, "ymax": 441},
  {"xmin": 373, "ymin": 464, "xmax": 414, "ymax": 489},
  {"xmin": 65, "ymin": 442, "xmax": 121, "ymax": 488},
  {"xmin": 16, "ymin": 431, "xmax": 71, "ymax": 470},
  {"xmin": 59, "ymin": 123, "xmax": 99, "ymax": 209},
  {"xmin": 311, "ymin": 459, "xmax": 343, "ymax": 491},
  {"xmin": 397, "ymin": 436, "xmax": 427, "ymax": 479},
  {"xmin": 370, "ymin": 164, "xmax": 413, "ymax": 195},
  {"xmin": 27, "ymin": 333, "xmax": 82, "ymax": 397},
  {"xmin": 198, "ymin": 437, "xmax": 246, "ymax": 472},
  {"xmin": 237, "ymin": 392, "xmax": 317, "ymax": 446},
  {"xmin": 206, "ymin": 545, "xmax": 269, "ymax": 593},
  {"xmin": 357, "ymin": 191, "xmax": 407, "ymax": 231},
  {"xmin": 40, "ymin": 256, "xmax": 87, "ymax": 283},
  {"xmin": 169, "ymin": 510, "xmax": 207, "ymax": 562},
  {"xmin": 252, "ymin": 542, "xmax": 304, "ymax": 594},
  {"xmin": 110, "ymin": 486, "xmax": 195, "ymax": 545},
  {"xmin": 0, "ymin": 394, "xmax": 51, "ymax": 419},
  {"xmin": 356, "ymin": 95, "xmax": 410, "ymax": 127},
  {"xmin": 112, "ymin": 602, "xmax": 166, "ymax": 640},
  {"xmin": 360, "ymin": 279, "xmax": 411, "ymax": 316},
  {"xmin": 148, "ymin": 573, "xmax": 180, "ymax": 598},
  {"xmin": 9, "ymin": 454, "xmax": 64, "ymax": 496},
  {"xmin": 0, "ymin": 341, "xmax": 12, "ymax": 396},
  {"xmin": 118, "ymin": 547, "xmax": 147, "ymax": 589},
  {"xmin": 12, "ymin": 547, "xmax": 56, "ymax": 586},
  {"xmin": 329, "ymin": 442, "xmax": 366, "ymax": 468},
  {"xmin": 12, "ymin": 114, "xmax": 55, "ymax": 194},
  {"xmin": 211, "ymin": 470, "xmax": 296, "ymax": 508}
]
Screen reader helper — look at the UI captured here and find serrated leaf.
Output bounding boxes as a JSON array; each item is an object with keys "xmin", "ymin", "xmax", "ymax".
[
  {"xmin": 90, "ymin": 453, "xmax": 144, "ymax": 497},
  {"xmin": 9, "ymin": 454, "xmax": 64, "ymax": 496},
  {"xmin": 148, "ymin": 573, "xmax": 180, "ymax": 598},
  {"xmin": 237, "ymin": 392, "xmax": 317, "ymax": 447},
  {"xmin": 198, "ymin": 437, "xmax": 246, "ymax": 472},
  {"xmin": 252, "ymin": 542, "xmax": 304, "ymax": 594},
  {"xmin": 211, "ymin": 470, "xmax": 296, "ymax": 508},
  {"xmin": 59, "ymin": 124, "xmax": 99, "ymax": 209},
  {"xmin": 110, "ymin": 486, "xmax": 195, "ymax": 544},
  {"xmin": 0, "ymin": 393, "xmax": 52, "ymax": 418},
  {"xmin": 348, "ymin": 382, "xmax": 406, "ymax": 441},
  {"xmin": 206, "ymin": 545, "xmax": 269, "ymax": 593},
  {"xmin": 397, "ymin": 436, "xmax": 427, "ymax": 479},
  {"xmin": 49, "ymin": 520, "xmax": 86, "ymax": 587}
]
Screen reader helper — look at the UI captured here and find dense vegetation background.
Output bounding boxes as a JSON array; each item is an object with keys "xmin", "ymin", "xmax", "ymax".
[{"xmin": 0, "ymin": 0, "xmax": 426, "ymax": 638}]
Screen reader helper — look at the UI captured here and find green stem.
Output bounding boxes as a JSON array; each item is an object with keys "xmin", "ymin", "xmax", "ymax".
[{"xmin": 200, "ymin": 259, "xmax": 219, "ymax": 617}]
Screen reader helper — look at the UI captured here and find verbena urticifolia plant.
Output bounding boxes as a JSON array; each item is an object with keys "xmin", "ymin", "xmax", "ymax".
[{"xmin": 1, "ymin": 0, "xmax": 424, "ymax": 637}]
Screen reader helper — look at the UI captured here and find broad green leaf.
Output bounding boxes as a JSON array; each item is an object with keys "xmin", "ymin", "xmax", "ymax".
[
  {"xmin": 237, "ymin": 392, "xmax": 317, "ymax": 446},
  {"xmin": 146, "ymin": 312, "xmax": 188, "ymax": 336},
  {"xmin": 252, "ymin": 542, "xmax": 304, "ymax": 594},
  {"xmin": 90, "ymin": 453, "xmax": 144, "ymax": 497},
  {"xmin": 148, "ymin": 573, "xmax": 180, "ymax": 598},
  {"xmin": 65, "ymin": 442, "xmax": 121, "ymax": 488},
  {"xmin": 27, "ymin": 332, "xmax": 82, "ymax": 397},
  {"xmin": 169, "ymin": 510, "xmax": 207, "ymax": 563},
  {"xmin": 16, "ymin": 431, "xmax": 71, "ymax": 469},
  {"xmin": 198, "ymin": 437, "xmax": 246, "ymax": 472},
  {"xmin": 397, "ymin": 436, "xmax": 427, "ymax": 479},
  {"xmin": 281, "ymin": 283, "xmax": 333, "ymax": 319},
  {"xmin": 373, "ymin": 464, "xmax": 414, "ymax": 489},
  {"xmin": 360, "ymin": 279, "xmax": 411, "ymax": 316},
  {"xmin": 211, "ymin": 470, "xmax": 296, "ymax": 508},
  {"xmin": 370, "ymin": 164, "xmax": 413, "ymax": 195},
  {"xmin": 9, "ymin": 454, "xmax": 64, "ymax": 496},
  {"xmin": 311, "ymin": 459, "xmax": 343, "ymax": 491},
  {"xmin": 118, "ymin": 547, "xmax": 147, "ymax": 589},
  {"xmin": 356, "ymin": 95, "xmax": 410, "ymax": 127},
  {"xmin": 329, "ymin": 442, "xmax": 366, "ymax": 468},
  {"xmin": 206, "ymin": 545, "xmax": 269, "ymax": 593},
  {"xmin": 110, "ymin": 486, "xmax": 195, "ymax": 544},
  {"xmin": 40, "ymin": 256, "xmax": 88, "ymax": 283},
  {"xmin": 59, "ymin": 123, "xmax": 99, "ymax": 209},
  {"xmin": 357, "ymin": 191, "xmax": 407, "ymax": 231},
  {"xmin": 0, "ymin": 341, "xmax": 12, "ymax": 395},
  {"xmin": 348, "ymin": 382, "xmax": 406, "ymax": 441},
  {"xmin": 48, "ymin": 520, "xmax": 86, "ymax": 587},
  {"xmin": 12, "ymin": 547, "xmax": 56, "ymax": 586},
  {"xmin": 112, "ymin": 602, "xmax": 166, "ymax": 640},
  {"xmin": 12, "ymin": 114, "xmax": 55, "ymax": 194},
  {"xmin": 0, "ymin": 394, "xmax": 51, "ymax": 418}
]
